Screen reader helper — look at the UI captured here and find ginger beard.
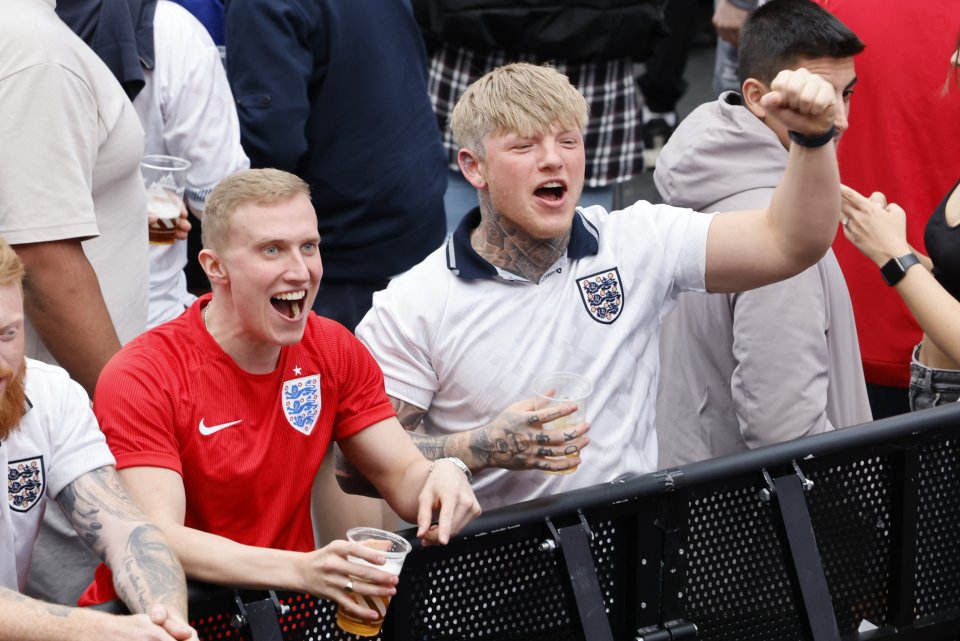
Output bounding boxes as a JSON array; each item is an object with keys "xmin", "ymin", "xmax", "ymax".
[{"xmin": 0, "ymin": 360, "xmax": 27, "ymax": 441}]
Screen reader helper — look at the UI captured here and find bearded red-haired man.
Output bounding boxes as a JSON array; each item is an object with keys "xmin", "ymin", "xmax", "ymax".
[{"xmin": 0, "ymin": 237, "xmax": 196, "ymax": 641}]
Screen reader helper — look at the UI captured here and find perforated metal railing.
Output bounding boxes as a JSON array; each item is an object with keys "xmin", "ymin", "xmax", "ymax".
[
  {"xmin": 916, "ymin": 436, "xmax": 960, "ymax": 618},
  {"xmin": 683, "ymin": 482, "xmax": 802, "ymax": 641},
  {"xmin": 104, "ymin": 404, "xmax": 960, "ymax": 641}
]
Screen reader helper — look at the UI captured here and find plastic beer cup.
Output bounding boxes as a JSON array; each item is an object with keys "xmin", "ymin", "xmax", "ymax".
[
  {"xmin": 140, "ymin": 154, "xmax": 190, "ymax": 244},
  {"xmin": 531, "ymin": 371, "xmax": 592, "ymax": 474},
  {"xmin": 335, "ymin": 527, "xmax": 412, "ymax": 637}
]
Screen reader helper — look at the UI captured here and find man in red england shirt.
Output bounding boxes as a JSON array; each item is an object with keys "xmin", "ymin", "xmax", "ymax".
[{"xmin": 80, "ymin": 169, "xmax": 480, "ymax": 626}]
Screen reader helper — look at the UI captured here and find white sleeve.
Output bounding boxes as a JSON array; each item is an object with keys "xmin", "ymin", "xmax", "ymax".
[
  {"xmin": 32, "ymin": 363, "xmax": 115, "ymax": 499},
  {"xmin": 356, "ymin": 282, "xmax": 439, "ymax": 411},
  {"xmin": 616, "ymin": 202, "xmax": 714, "ymax": 302},
  {"xmin": 152, "ymin": 1, "xmax": 250, "ymax": 214}
]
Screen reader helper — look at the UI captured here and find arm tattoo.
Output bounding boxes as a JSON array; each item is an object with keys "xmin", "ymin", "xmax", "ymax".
[
  {"xmin": 60, "ymin": 466, "xmax": 187, "ymax": 615},
  {"xmin": 396, "ymin": 404, "xmax": 453, "ymax": 461},
  {"xmin": 114, "ymin": 524, "xmax": 185, "ymax": 614},
  {"xmin": 57, "ymin": 466, "xmax": 144, "ymax": 560},
  {"xmin": 392, "ymin": 398, "xmax": 427, "ymax": 431},
  {"xmin": 335, "ymin": 397, "xmax": 430, "ymax": 497},
  {"xmin": 334, "ymin": 444, "xmax": 382, "ymax": 498},
  {"xmin": 0, "ymin": 586, "xmax": 71, "ymax": 618}
]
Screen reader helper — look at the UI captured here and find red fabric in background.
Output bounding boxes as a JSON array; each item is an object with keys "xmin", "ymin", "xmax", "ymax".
[{"xmin": 817, "ymin": 0, "xmax": 960, "ymax": 386}]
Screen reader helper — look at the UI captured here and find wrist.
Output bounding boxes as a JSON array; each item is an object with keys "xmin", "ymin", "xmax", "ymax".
[
  {"xmin": 788, "ymin": 125, "xmax": 836, "ymax": 148},
  {"xmin": 428, "ymin": 457, "xmax": 472, "ymax": 481},
  {"xmin": 873, "ymin": 244, "xmax": 912, "ymax": 268}
]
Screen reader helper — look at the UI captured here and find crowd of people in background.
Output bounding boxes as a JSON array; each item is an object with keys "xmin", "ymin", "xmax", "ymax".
[{"xmin": 0, "ymin": 0, "xmax": 958, "ymax": 637}]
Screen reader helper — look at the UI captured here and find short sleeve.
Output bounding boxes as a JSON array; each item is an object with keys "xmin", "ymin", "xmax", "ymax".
[
  {"xmin": 92, "ymin": 347, "xmax": 184, "ymax": 475},
  {"xmin": 27, "ymin": 362, "xmax": 115, "ymax": 498},
  {"xmin": 0, "ymin": 63, "xmax": 100, "ymax": 244},
  {"xmin": 328, "ymin": 326, "xmax": 396, "ymax": 441},
  {"xmin": 356, "ymin": 283, "xmax": 440, "ymax": 411}
]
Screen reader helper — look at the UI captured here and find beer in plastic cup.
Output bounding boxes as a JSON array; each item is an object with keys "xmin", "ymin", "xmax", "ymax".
[
  {"xmin": 531, "ymin": 371, "xmax": 592, "ymax": 474},
  {"xmin": 335, "ymin": 527, "xmax": 412, "ymax": 637},
  {"xmin": 140, "ymin": 155, "xmax": 190, "ymax": 245}
]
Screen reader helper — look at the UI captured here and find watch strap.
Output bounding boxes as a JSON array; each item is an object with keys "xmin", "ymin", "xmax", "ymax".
[{"xmin": 788, "ymin": 125, "xmax": 837, "ymax": 148}]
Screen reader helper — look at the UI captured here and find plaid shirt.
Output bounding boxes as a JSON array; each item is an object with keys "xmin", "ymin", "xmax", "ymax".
[{"xmin": 428, "ymin": 44, "xmax": 644, "ymax": 188}]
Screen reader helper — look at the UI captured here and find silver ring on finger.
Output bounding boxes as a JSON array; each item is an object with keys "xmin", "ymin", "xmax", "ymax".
[
  {"xmin": 345, "ymin": 579, "xmax": 354, "ymax": 593},
  {"xmin": 841, "ymin": 218, "xmax": 849, "ymax": 227}
]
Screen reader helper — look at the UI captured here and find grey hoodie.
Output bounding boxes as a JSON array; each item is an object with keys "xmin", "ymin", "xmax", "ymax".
[{"xmin": 653, "ymin": 92, "xmax": 871, "ymax": 467}]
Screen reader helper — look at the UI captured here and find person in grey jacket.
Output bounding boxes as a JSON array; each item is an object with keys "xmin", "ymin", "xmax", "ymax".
[{"xmin": 654, "ymin": 0, "xmax": 872, "ymax": 467}]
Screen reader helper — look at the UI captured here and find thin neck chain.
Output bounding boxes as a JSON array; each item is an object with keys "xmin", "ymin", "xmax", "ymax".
[{"xmin": 203, "ymin": 304, "xmax": 210, "ymax": 331}]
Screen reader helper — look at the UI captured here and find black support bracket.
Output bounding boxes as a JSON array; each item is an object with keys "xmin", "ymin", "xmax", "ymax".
[
  {"xmin": 768, "ymin": 468, "xmax": 841, "ymax": 641},
  {"xmin": 545, "ymin": 513, "xmax": 615, "ymax": 641}
]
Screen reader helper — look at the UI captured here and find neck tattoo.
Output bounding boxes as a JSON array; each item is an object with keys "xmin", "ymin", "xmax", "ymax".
[{"xmin": 472, "ymin": 197, "xmax": 570, "ymax": 283}]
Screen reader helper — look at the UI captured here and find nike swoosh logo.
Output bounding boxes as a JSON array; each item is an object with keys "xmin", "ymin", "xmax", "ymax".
[{"xmin": 199, "ymin": 419, "xmax": 242, "ymax": 436}]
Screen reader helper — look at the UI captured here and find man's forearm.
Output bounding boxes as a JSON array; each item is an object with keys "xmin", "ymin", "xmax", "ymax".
[
  {"xmin": 0, "ymin": 587, "xmax": 101, "ymax": 641},
  {"xmin": 768, "ymin": 143, "xmax": 840, "ymax": 271},
  {"xmin": 58, "ymin": 468, "xmax": 187, "ymax": 616},
  {"xmin": 15, "ymin": 240, "xmax": 121, "ymax": 396},
  {"xmin": 387, "ymin": 397, "xmax": 557, "ymax": 472}
]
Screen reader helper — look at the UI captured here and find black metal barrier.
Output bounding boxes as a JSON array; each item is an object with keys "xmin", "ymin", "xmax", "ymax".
[{"xmin": 93, "ymin": 403, "xmax": 960, "ymax": 641}]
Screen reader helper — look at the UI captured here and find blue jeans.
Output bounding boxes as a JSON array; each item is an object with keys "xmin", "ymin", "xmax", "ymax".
[{"xmin": 909, "ymin": 343, "xmax": 960, "ymax": 411}]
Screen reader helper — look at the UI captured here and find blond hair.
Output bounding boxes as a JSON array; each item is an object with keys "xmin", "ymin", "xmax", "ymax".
[
  {"xmin": 450, "ymin": 63, "xmax": 589, "ymax": 156},
  {"xmin": 202, "ymin": 169, "xmax": 311, "ymax": 250},
  {"xmin": 0, "ymin": 238, "xmax": 25, "ymax": 288}
]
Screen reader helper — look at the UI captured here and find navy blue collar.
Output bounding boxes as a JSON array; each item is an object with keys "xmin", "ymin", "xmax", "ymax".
[{"xmin": 446, "ymin": 207, "xmax": 600, "ymax": 280}]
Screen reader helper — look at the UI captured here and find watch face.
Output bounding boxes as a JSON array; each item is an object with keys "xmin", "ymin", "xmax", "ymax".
[
  {"xmin": 881, "ymin": 254, "xmax": 919, "ymax": 286},
  {"xmin": 880, "ymin": 258, "xmax": 903, "ymax": 286}
]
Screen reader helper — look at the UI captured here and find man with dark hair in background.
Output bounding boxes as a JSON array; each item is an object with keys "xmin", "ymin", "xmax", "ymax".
[{"xmin": 655, "ymin": 0, "xmax": 872, "ymax": 467}]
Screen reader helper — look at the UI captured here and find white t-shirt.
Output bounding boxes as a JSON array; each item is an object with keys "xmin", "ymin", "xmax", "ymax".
[
  {"xmin": 0, "ymin": 0, "xmax": 149, "ymax": 359},
  {"xmin": 357, "ymin": 203, "xmax": 714, "ymax": 509},
  {"xmin": 0, "ymin": 359, "xmax": 115, "ymax": 591},
  {"xmin": 134, "ymin": 0, "xmax": 250, "ymax": 328}
]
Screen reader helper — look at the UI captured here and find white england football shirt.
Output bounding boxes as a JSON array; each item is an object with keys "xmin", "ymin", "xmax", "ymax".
[{"xmin": 357, "ymin": 203, "xmax": 714, "ymax": 509}]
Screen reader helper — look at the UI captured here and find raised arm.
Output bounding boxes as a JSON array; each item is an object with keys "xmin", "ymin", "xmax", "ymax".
[
  {"xmin": 705, "ymin": 68, "xmax": 841, "ymax": 294},
  {"xmin": 15, "ymin": 240, "xmax": 120, "ymax": 396},
  {"xmin": 842, "ymin": 186, "xmax": 960, "ymax": 363},
  {"xmin": 56, "ymin": 466, "xmax": 195, "ymax": 641}
]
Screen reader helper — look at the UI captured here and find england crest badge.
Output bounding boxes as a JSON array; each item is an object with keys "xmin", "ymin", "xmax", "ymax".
[
  {"xmin": 577, "ymin": 268, "xmax": 624, "ymax": 324},
  {"xmin": 8, "ymin": 456, "xmax": 44, "ymax": 513},
  {"xmin": 282, "ymin": 374, "xmax": 321, "ymax": 436}
]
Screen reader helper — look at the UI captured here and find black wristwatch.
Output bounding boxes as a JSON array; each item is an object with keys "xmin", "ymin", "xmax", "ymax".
[{"xmin": 880, "ymin": 253, "xmax": 920, "ymax": 286}]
